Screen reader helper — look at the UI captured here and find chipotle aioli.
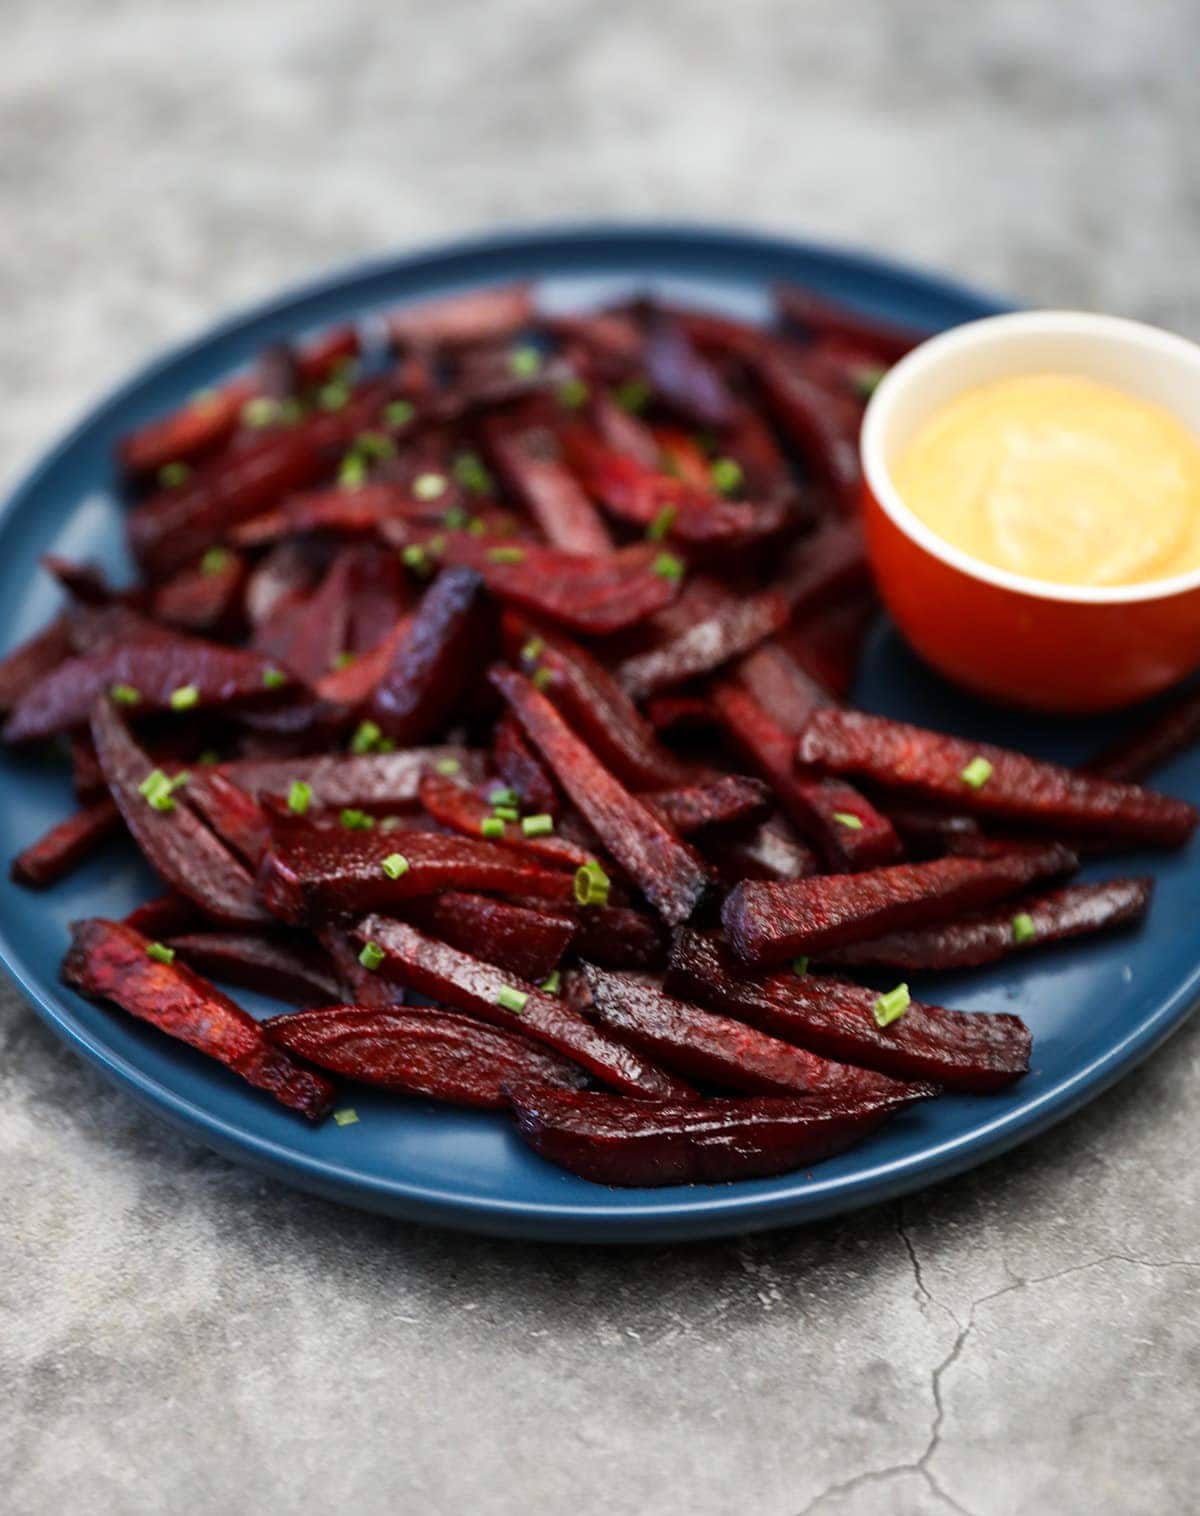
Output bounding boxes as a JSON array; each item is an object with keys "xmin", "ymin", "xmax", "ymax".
[{"xmin": 893, "ymin": 373, "xmax": 1200, "ymax": 586}]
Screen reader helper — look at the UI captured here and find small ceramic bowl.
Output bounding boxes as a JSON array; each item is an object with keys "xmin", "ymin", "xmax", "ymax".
[{"xmin": 860, "ymin": 310, "xmax": 1200, "ymax": 713}]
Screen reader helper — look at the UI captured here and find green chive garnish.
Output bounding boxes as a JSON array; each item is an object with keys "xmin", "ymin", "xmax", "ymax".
[
  {"xmin": 356, "ymin": 431, "xmax": 396, "ymax": 460},
  {"xmin": 873, "ymin": 983, "xmax": 911, "ymax": 1028},
  {"xmin": 384, "ymin": 399, "xmax": 415, "ymax": 428},
  {"xmin": 358, "ymin": 941, "xmax": 385, "ymax": 972},
  {"xmin": 492, "ymin": 805, "xmax": 519, "ymax": 822},
  {"xmin": 652, "ymin": 552, "xmax": 685, "ymax": 581},
  {"xmin": 646, "ymin": 504, "xmax": 677, "ymax": 542},
  {"xmin": 169, "ymin": 684, "xmax": 199, "ymax": 711},
  {"xmin": 960, "ymin": 756, "xmax": 994, "ymax": 789},
  {"xmin": 466, "ymin": 516, "xmax": 487, "ymax": 536},
  {"xmin": 520, "ymin": 637, "xmax": 545, "ymax": 664},
  {"xmin": 339, "ymin": 451, "xmax": 368, "ymax": 489},
  {"xmin": 793, "ymin": 957, "xmax": 809, "ymax": 977},
  {"xmin": 242, "ymin": 396, "xmax": 281, "ymax": 428},
  {"xmin": 262, "ymin": 667, "xmax": 287, "ymax": 690},
  {"xmin": 287, "ymin": 780, "xmax": 312, "ymax": 814},
  {"xmin": 852, "ymin": 365, "xmax": 888, "ymax": 401},
  {"xmin": 198, "ymin": 749, "xmax": 220, "ymax": 766},
  {"xmin": 434, "ymin": 756, "xmax": 461, "ymax": 776},
  {"xmin": 557, "ymin": 376, "xmax": 589, "ymax": 409},
  {"xmin": 487, "ymin": 546, "xmax": 525, "ymax": 565},
  {"xmin": 381, "ymin": 852, "xmax": 410, "ymax": 880},
  {"xmin": 333, "ymin": 1108, "xmax": 360, "ymax": 1126},
  {"xmin": 317, "ymin": 379, "xmax": 350, "ymax": 412},
  {"xmin": 521, "ymin": 814, "xmax": 554, "ymax": 837},
  {"xmin": 146, "ymin": 942, "xmax": 175, "ymax": 964},
  {"xmin": 138, "ymin": 768, "xmax": 188, "ymax": 813},
  {"xmin": 340, "ymin": 808, "xmax": 375, "ymax": 830},
  {"xmin": 332, "ymin": 651, "xmax": 356, "ymax": 671},
  {"xmin": 350, "ymin": 719, "xmax": 383, "ymax": 755},
  {"xmin": 481, "ymin": 816, "xmax": 505, "ymax": 838},
  {"xmin": 573, "ymin": 859, "xmax": 611, "ymax": 908},
  {"xmin": 832, "ymin": 811, "xmax": 864, "ymax": 830},
  {"xmin": 443, "ymin": 505, "xmax": 469, "ymax": 530},
  {"xmin": 453, "ymin": 451, "xmax": 493, "ymax": 495},
  {"xmin": 110, "ymin": 683, "xmax": 141, "ymax": 706},
  {"xmin": 614, "ymin": 377, "xmax": 651, "ymax": 413},
  {"xmin": 508, "ymin": 345, "xmax": 542, "ymax": 378},
  {"xmin": 201, "ymin": 547, "xmax": 232, "ymax": 575},
  {"xmin": 709, "ymin": 457, "xmax": 743, "ymax": 495},
  {"xmin": 157, "ymin": 461, "xmax": 191, "ymax": 489},
  {"xmin": 488, "ymin": 786, "xmax": 518, "ymax": 807},
  {"xmin": 497, "ymin": 985, "xmax": 529, "ymax": 1014},
  {"xmin": 413, "ymin": 472, "xmax": 447, "ymax": 501},
  {"xmin": 540, "ymin": 970, "xmax": 561, "ymax": 995},
  {"xmin": 401, "ymin": 544, "xmax": 430, "ymax": 574},
  {"xmin": 531, "ymin": 667, "xmax": 553, "ymax": 691},
  {"xmin": 1011, "ymin": 912, "xmax": 1037, "ymax": 945}
]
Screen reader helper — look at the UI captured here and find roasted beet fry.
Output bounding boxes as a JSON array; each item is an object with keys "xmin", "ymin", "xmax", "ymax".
[
  {"xmin": 11, "ymin": 799, "xmax": 121, "ymax": 888},
  {"xmin": 400, "ymin": 891, "xmax": 577, "ymax": 983},
  {"xmin": 666, "ymin": 930, "xmax": 1030, "ymax": 1092},
  {"xmin": 823, "ymin": 877, "xmax": 1152, "ymax": 973},
  {"xmin": 216, "ymin": 746, "xmax": 478, "ymax": 808},
  {"xmin": 491, "ymin": 666, "xmax": 712, "ymax": 925},
  {"xmin": 166, "ymin": 929, "xmax": 343, "ymax": 1007},
  {"xmin": 774, "ymin": 283, "xmax": 926, "ymax": 365},
  {"xmin": 0, "ymin": 614, "xmax": 73, "ymax": 713},
  {"xmin": 616, "ymin": 589, "xmax": 791, "ymax": 700},
  {"xmin": 264, "ymin": 1006, "xmax": 586, "ymax": 1109},
  {"xmin": 645, "ymin": 775, "xmax": 773, "ymax": 837},
  {"xmin": 491, "ymin": 712, "xmax": 561, "ymax": 816},
  {"xmin": 416, "ymin": 772, "xmax": 591, "ymax": 871},
  {"xmin": 356, "ymin": 916, "xmax": 692, "ymax": 1100},
  {"xmin": 1084, "ymin": 685, "xmax": 1200, "ymax": 783},
  {"xmin": 722, "ymin": 844, "xmax": 1076, "ymax": 965},
  {"xmin": 62, "ymin": 918, "xmax": 335, "ymax": 1119},
  {"xmin": 798, "ymin": 710, "xmax": 1198, "ymax": 849},
  {"xmin": 386, "ymin": 283, "xmax": 534, "ymax": 348},
  {"xmin": 482, "ymin": 412, "xmax": 614, "ymax": 555},
  {"xmin": 507, "ymin": 1085, "xmax": 922, "ymax": 1187}
]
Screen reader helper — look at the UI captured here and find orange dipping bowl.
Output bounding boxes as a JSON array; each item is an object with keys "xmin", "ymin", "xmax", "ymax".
[{"xmin": 861, "ymin": 311, "xmax": 1200, "ymax": 714}]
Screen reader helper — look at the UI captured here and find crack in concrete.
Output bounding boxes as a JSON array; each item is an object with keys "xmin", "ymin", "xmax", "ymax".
[{"xmin": 792, "ymin": 1250, "xmax": 1199, "ymax": 1516}]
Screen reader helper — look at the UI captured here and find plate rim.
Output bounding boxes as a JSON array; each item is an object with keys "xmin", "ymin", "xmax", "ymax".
[{"xmin": 3, "ymin": 219, "xmax": 1196, "ymax": 1242}]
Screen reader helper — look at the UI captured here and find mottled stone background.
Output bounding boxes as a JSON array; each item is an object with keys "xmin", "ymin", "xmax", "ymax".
[{"xmin": 2, "ymin": 3, "xmax": 1198, "ymax": 1513}]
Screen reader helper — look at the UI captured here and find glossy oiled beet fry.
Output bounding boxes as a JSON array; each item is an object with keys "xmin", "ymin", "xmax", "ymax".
[
  {"xmin": 644, "ymin": 775, "xmax": 773, "ymax": 837},
  {"xmin": 491, "ymin": 666, "xmax": 713, "ymax": 926},
  {"xmin": 185, "ymin": 769, "xmax": 269, "ymax": 864},
  {"xmin": 356, "ymin": 916, "xmax": 692, "ymax": 1100},
  {"xmin": 774, "ymin": 283, "xmax": 927, "ymax": 365},
  {"xmin": 708, "ymin": 813, "xmax": 821, "ymax": 885},
  {"xmin": 151, "ymin": 550, "xmax": 246, "ymax": 636},
  {"xmin": 666, "ymin": 930, "xmax": 1030, "ymax": 1092},
  {"xmin": 0, "ymin": 614, "xmax": 73, "ymax": 712},
  {"xmin": 798, "ymin": 710, "xmax": 1198, "ymax": 849},
  {"xmin": 482, "ymin": 411, "xmax": 614, "ymax": 554},
  {"xmin": 91, "ymin": 698, "xmax": 270, "ymax": 927},
  {"xmin": 416, "ymin": 772, "xmax": 590, "ymax": 870},
  {"xmin": 62, "ymin": 918, "xmax": 335, "ymax": 1119},
  {"xmin": 166, "ymin": 929, "xmax": 343, "ymax": 1007},
  {"xmin": 642, "ymin": 313, "xmax": 740, "ymax": 428},
  {"xmin": 264, "ymin": 1006, "xmax": 586, "ymax": 1109},
  {"xmin": 752, "ymin": 346, "xmax": 864, "ymax": 513},
  {"xmin": 823, "ymin": 877, "xmax": 1153, "ymax": 973},
  {"xmin": 508, "ymin": 1085, "xmax": 924, "ymax": 1187},
  {"xmin": 582, "ymin": 963, "xmax": 932, "ymax": 1102},
  {"xmin": 319, "ymin": 926, "xmax": 405, "ymax": 1008},
  {"xmin": 722, "ymin": 843, "xmax": 1077, "ymax": 965},
  {"xmin": 400, "ymin": 891, "xmax": 577, "ymax": 983},
  {"xmin": 616, "ymin": 588, "xmax": 792, "ymax": 701},
  {"xmin": 11, "ymin": 798, "xmax": 122, "ymax": 888},
  {"xmin": 124, "ymin": 893, "xmax": 203, "ymax": 939},
  {"xmin": 491, "ymin": 712, "xmax": 561, "ymax": 816},
  {"xmin": 216, "ymin": 746, "xmax": 479, "ymax": 808}
]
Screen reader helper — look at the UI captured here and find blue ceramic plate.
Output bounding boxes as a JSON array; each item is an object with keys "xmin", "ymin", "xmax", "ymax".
[{"xmin": 3, "ymin": 225, "xmax": 1197, "ymax": 1242}]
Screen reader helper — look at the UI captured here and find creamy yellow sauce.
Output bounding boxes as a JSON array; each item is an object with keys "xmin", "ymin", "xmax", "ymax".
[{"xmin": 893, "ymin": 373, "xmax": 1200, "ymax": 586}]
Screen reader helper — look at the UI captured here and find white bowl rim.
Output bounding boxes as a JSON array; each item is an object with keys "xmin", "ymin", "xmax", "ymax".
[{"xmin": 861, "ymin": 308, "xmax": 1200, "ymax": 605}]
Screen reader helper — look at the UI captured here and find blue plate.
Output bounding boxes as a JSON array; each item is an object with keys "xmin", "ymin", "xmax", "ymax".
[{"xmin": 2, "ymin": 224, "xmax": 1197, "ymax": 1242}]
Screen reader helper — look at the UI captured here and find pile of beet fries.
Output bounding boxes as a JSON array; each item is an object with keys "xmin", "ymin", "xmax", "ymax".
[{"xmin": 5, "ymin": 279, "xmax": 1198, "ymax": 1187}]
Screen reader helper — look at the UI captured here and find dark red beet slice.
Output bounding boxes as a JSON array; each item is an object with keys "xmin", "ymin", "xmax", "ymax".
[
  {"xmin": 482, "ymin": 412, "xmax": 614, "ymax": 555},
  {"xmin": 185, "ymin": 769, "xmax": 268, "ymax": 865},
  {"xmin": 124, "ymin": 893, "xmax": 203, "ymax": 938},
  {"xmin": 5, "ymin": 634, "xmax": 291, "ymax": 743},
  {"xmin": 264, "ymin": 1005, "xmax": 586, "ymax": 1109},
  {"xmin": 722, "ymin": 843, "xmax": 1077, "ymax": 965},
  {"xmin": 370, "ymin": 566, "xmax": 491, "ymax": 744},
  {"xmin": 666, "ymin": 930, "xmax": 1030, "ymax": 1092},
  {"xmin": 774, "ymin": 283, "xmax": 926, "ymax": 364},
  {"xmin": 216, "ymin": 746, "xmax": 478, "ymax": 809},
  {"xmin": 416, "ymin": 773, "xmax": 590, "ymax": 871},
  {"xmin": 774, "ymin": 518, "xmax": 871, "ymax": 614},
  {"xmin": 356, "ymin": 916, "xmax": 692, "ymax": 1100},
  {"xmin": 152, "ymin": 551, "xmax": 246, "ymax": 635},
  {"xmin": 490, "ymin": 666, "xmax": 713, "ymax": 926},
  {"xmin": 11, "ymin": 799, "xmax": 122, "ymax": 888},
  {"xmin": 166, "ymin": 930, "xmax": 343, "ymax": 1007},
  {"xmin": 259, "ymin": 809, "xmax": 578, "ymax": 925},
  {"xmin": 752, "ymin": 348, "xmax": 863, "ymax": 512},
  {"xmin": 568, "ymin": 905, "xmax": 667, "ymax": 969},
  {"xmin": 400, "ymin": 891, "xmax": 576, "ymax": 983},
  {"xmin": 643, "ymin": 314, "xmax": 739, "ymax": 427},
  {"xmin": 798, "ymin": 710, "xmax": 1198, "ymax": 849},
  {"xmin": 732, "ymin": 640, "xmax": 835, "ymax": 733},
  {"xmin": 582, "ymin": 963, "xmax": 930, "ymax": 1101},
  {"xmin": 492, "ymin": 713, "xmax": 561, "ymax": 817},
  {"xmin": 644, "ymin": 776, "xmax": 773, "ymax": 837},
  {"xmin": 91, "ymin": 699, "xmax": 270, "ymax": 927},
  {"xmin": 709, "ymin": 814, "xmax": 821, "ymax": 885},
  {"xmin": 508, "ymin": 1085, "xmax": 920, "ymax": 1187},
  {"xmin": 615, "ymin": 589, "xmax": 791, "ymax": 700},
  {"xmin": 823, "ymin": 877, "xmax": 1153, "ymax": 972},
  {"xmin": 1083, "ymin": 686, "xmax": 1200, "ymax": 783},
  {"xmin": 386, "ymin": 283, "xmax": 533, "ymax": 348},
  {"xmin": 319, "ymin": 926, "xmax": 405, "ymax": 1008},
  {"xmin": 61, "ymin": 918, "xmax": 334, "ymax": 1119},
  {"xmin": 0, "ymin": 614, "xmax": 73, "ymax": 712}
]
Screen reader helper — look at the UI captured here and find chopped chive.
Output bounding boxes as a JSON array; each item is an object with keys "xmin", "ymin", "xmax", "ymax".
[
  {"xmin": 379, "ymin": 815, "xmax": 403, "ymax": 832},
  {"xmin": 453, "ymin": 451, "xmax": 493, "ymax": 495},
  {"xmin": 573, "ymin": 859, "xmax": 611, "ymax": 908},
  {"xmin": 242, "ymin": 396, "xmax": 281, "ymax": 428},
  {"xmin": 873, "ymin": 982, "xmax": 911, "ymax": 1028},
  {"xmin": 333, "ymin": 1107, "xmax": 360, "ymax": 1127},
  {"xmin": 557, "ymin": 376, "xmax": 590, "ymax": 409},
  {"xmin": 540, "ymin": 970, "xmax": 561, "ymax": 995},
  {"xmin": 198, "ymin": 749, "xmax": 221, "ymax": 766},
  {"xmin": 381, "ymin": 852, "xmax": 410, "ymax": 880},
  {"xmin": 521, "ymin": 813, "xmax": 554, "ymax": 837},
  {"xmin": 508, "ymin": 345, "xmax": 542, "ymax": 378},
  {"xmin": 792, "ymin": 956, "xmax": 809, "ymax": 977},
  {"xmin": 480, "ymin": 816, "xmax": 506, "ymax": 838},
  {"xmin": 652, "ymin": 551, "xmax": 685, "ymax": 581},
  {"xmin": 427, "ymin": 533, "xmax": 446, "ymax": 557},
  {"xmin": 200, "ymin": 547, "xmax": 232, "ymax": 575},
  {"xmin": 169, "ymin": 684, "xmax": 199, "ymax": 711},
  {"xmin": 358, "ymin": 941, "xmax": 385, "ymax": 971},
  {"xmin": 646, "ymin": 504, "xmax": 677, "ymax": 542},
  {"xmin": 138, "ymin": 767, "xmax": 188, "ymax": 813},
  {"xmin": 492, "ymin": 805, "xmax": 519, "ymax": 822},
  {"xmin": 443, "ymin": 505, "xmax": 469, "ymax": 529},
  {"xmin": 487, "ymin": 546, "xmax": 525, "ymax": 565},
  {"xmin": 960, "ymin": 756, "xmax": 994, "ymax": 789},
  {"xmin": 1011, "ymin": 912, "xmax": 1037, "ymax": 945},
  {"xmin": 709, "ymin": 457, "xmax": 744, "ymax": 495},
  {"xmin": 332, "ymin": 651, "xmax": 356, "ymax": 671},
  {"xmin": 146, "ymin": 941, "xmax": 175, "ymax": 965},
  {"xmin": 658, "ymin": 450, "xmax": 681, "ymax": 479},
  {"xmin": 287, "ymin": 780, "xmax": 312, "ymax": 815},
  {"xmin": 832, "ymin": 811, "xmax": 864, "ymax": 830},
  {"xmin": 317, "ymin": 378, "xmax": 350, "ymax": 412},
  {"xmin": 852, "ymin": 364, "xmax": 888, "ymax": 400},
  {"xmin": 413, "ymin": 472, "xmax": 447, "ymax": 501},
  {"xmin": 384, "ymin": 399, "xmax": 415, "ymax": 428},
  {"xmin": 138, "ymin": 768, "xmax": 170, "ymax": 799},
  {"xmin": 262, "ymin": 667, "xmax": 287, "ymax": 690},
  {"xmin": 466, "ymin": 516, "xmax": 487, "ymax": 536},
  {"xmin": 520, "ymin": 637, "xmax": 545, "ymax": 664},
  {"xmin": 340, "ymin": 808, "xmax": 375, "ymax": 830},
  {"xmin": 110, "ymin": 683, "xmax": 141, "ymax": 706},
  {"xmin": 614, "ymin": 377, "xmax": 651, "ymax": 414},
  {"xmin": 157, "ymin": 460, "xmax": 191, "ymax": 489},
  {"xmin": 338, "ymin": 451, "xmax": 368, "ymax": 489},
  {"xmin": 488, "ymin": 786, "xmax": 518, "ymax": 806},
  {"xmin": 356, "ymin": 431, "xmax": 396, "ymax": 460},
  {"xmin": 497, "ymin": 985, "xmax": 529, "ymax": 1014},
  {"xmin": 531, "ymin": 666, "xmax": 553, "ymax": 692},
  {"xmin": 434, "ymin": 756, "xmax": 461, "ymax": 776},
  {"xmin": 401, "ymin": 544, "xmax": 431, "ymax": 574},
  {"xmin": 279, "ymin": 397, "xmax": 305, "ymax": 426},
  {"xmin": 350, "ymin": 719, "xmax": 383, "ymax": 755}
]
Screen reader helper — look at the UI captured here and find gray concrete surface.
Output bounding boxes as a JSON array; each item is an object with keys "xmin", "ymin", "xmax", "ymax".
[{"xmin": 2, "ymin": 2, "xmax": 1199, "ymax": 1512}]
